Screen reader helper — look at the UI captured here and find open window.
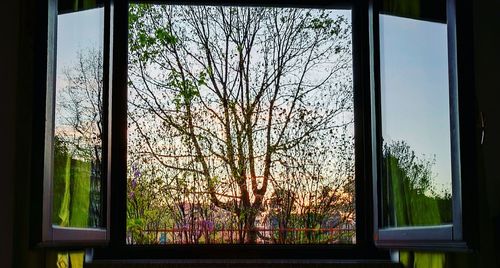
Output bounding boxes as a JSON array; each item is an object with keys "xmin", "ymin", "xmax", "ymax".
[
  {"xmin": 36, "ymin": 0, "xmax": 475, "ymax": 257},
  {"xmin": 98, "ymin": 0, "xmax": 386, "ymax": 258},
  {"xmin": 370, "ymin": 0, "xmax": 476, "ymax": 250},
  {"xmin": 40, "ymin": 0, "xmax": 110, "ymax": 245}
]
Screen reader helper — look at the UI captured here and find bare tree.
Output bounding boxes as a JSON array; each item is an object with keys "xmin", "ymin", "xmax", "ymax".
[{"xmin": 127, "ymin": 4, "xmax": 353, "ymax": 243}]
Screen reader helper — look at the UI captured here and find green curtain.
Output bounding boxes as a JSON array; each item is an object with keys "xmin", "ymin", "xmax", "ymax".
[
  {"xmin": 56, "ymin": 252, "xmax": 84, "ymax": 268},
  {"xmin": 381, "ymin": 0, "xmax": 446, "ymax": 23},
  {"xmin": 382, "ymin": 0, "xmax": 421, "ymax": 19},
  {"xmin": 52, "ymin": 150, "xmax": 71, "ymax": 225},
  {"xmin": 69, "ymin": 159, "xmax": 91, "ymax": 227},
  {"xmin": 52, "ymin": 150, "xmax": 91, "ymax": 228},
  {"xmin": 53, "ymin": 143, "xmax": 91, "ymax": 268},
  {"xmin": 400, "ymin": 252, "xmax": 446, "ymax": 268}
]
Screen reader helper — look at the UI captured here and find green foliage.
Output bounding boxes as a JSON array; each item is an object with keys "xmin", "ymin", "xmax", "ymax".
[
  {"xmin": 306, "ymin": 11, "xmax": 349, "ymax": 39},
  {"xmin": 129, "ymin": 4, "xmax": 178, "ymax": 64},
  {"xmin": 155, "ymin": 27, "xmax": 177, "ymax": 45},
  {"xmin": 383, "ymin": 141, "xmax": 452, "ymax": 226},
  {"xmin": 385, "ymin": 155, "xmax": 442, "ymax": 225},
  {"xmin": 127, "ymin": 218, "xmax": 157, "ymax": 244},
  {"xmin": 309, "ymin": 17, "xmax": 334, "ymax": 30},
  {"xmin": 168, "ymin": 70, "xmax": 203, "ymax": 109},
  {"xmin": 208, "ymin": 176, "xmax": 219, "ymax": 189}
]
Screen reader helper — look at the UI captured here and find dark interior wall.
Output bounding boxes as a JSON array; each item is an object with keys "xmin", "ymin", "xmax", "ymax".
[
  {"xmin": 471, "ymin": 0, "xmax": 500, "ymax": 265},
  {"xmin": 0, "ymin": 0, "xmax": 19, "ymax": 267},
  {"xmin": 473, "ymin": 0, "xmax": 500, "ymax": 220},
  {"xmin": 8, "ymin": 0, "xmax": 46, "ymax": 267}
]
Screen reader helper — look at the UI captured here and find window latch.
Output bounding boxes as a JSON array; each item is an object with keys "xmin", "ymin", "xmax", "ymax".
[{"xmin": 480, "ymin": 112, "xmax": 485, "ymax": 145}]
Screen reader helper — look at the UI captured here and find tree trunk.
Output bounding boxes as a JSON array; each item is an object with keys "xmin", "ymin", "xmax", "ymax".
[{"xmin": 245, "ymin": 211, "xmax": 258, "ymax": 243}]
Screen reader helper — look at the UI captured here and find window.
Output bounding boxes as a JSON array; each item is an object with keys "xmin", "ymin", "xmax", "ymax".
[
  {"xmin": 379, "ymin": 15, "xmax": 453, "ymax": 230},
  {"xmin": 126, "ymin": 3, "xmax": 355, "ymax": 245},
  {"xmin": 371, "ymin": 0, "xmax": 474, "ymax": 250},
  {"xmin": 35, "ymin": 0, "xmax": 474, "ymax": 258},
  {"xmin": 41, "ymin": 0, "xmax": 109, "ymax": 243}
]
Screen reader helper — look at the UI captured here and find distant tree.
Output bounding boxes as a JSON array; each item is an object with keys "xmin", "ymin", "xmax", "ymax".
[
  {"xmin": 57, "ymin": 48, "xmax": 103, "ymax": 162},
  {"xmin": 55, "ymin": 48, "xmax": 104, "ymax": 227},
  {"xmin": 382, "ymin": 141, "xmax": 452, "ymax": 226},
  {"xmin": 266, "ymin": 124, "xmax": 355, "ymax": 243}
]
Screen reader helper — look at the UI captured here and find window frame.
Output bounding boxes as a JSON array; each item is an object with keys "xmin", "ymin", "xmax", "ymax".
[
  {"xmin": 37, "ymin": 0, "xmax": 112, "ymax": 246},
  {"xmin": 369, "ymin": 0, "xmax": 477, "ymax": 251},
  {"xmin": 33, "ymin": 0, "xmax": 476, "ymax": 257},
  {"xmin": 97, "ymin": 0, "xmax": 388, "ymax": 259}
]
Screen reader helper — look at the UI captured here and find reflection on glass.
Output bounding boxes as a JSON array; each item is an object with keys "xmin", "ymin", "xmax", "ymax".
[
  {"xmin": 126, "ymin": 5, "xmax": 355, "ymax": 244},
  {"xmin": 52, "ymin": 8, "xmax": 104, "ymax": 228},
  {"xmin": 380, "ymin": 15, "xmax": 452, "ymax": 228}
]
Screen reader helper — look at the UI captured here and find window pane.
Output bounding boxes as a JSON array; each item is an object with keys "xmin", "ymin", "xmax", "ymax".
[
  {"xmin": 52, "ymin": 8, "xmax": 105, "ymax": 228},
  {"xmin": 126, "ymin": 4, "xmax": 354, "ymax": 244},
  {"xmin": 379, "ymin": 15, "xmax": 453, "ymax": 228}
]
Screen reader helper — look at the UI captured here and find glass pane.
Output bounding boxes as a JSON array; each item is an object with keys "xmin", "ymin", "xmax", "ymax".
[
  {"xmin": 379, "ymin": 15, "xmax": 453, "ymax": 228},
  {"xmin": 52, "ymin": 8, "xmax": 105, "ymax": 228},
  {"xmin": 126, "ymin": 4, "xmax": 354, "ymax": 244}
]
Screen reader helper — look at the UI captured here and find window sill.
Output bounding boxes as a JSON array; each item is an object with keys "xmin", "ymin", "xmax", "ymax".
[{"xmin": 86, "ymin": 259, "xmax": 402, "ymax": 268}]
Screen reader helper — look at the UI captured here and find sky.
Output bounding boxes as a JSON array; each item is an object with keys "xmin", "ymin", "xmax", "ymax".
[
  {"xmin": 379, "ymin": 14, "xmax": 452, "ymax": 194},
  {"xmin": 56, "ymin": 8, "xmax": 104, "ymax": 79},
  {"xmin": 55, "ymin": 8, "xmax": 103, "ymax": 128}
]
